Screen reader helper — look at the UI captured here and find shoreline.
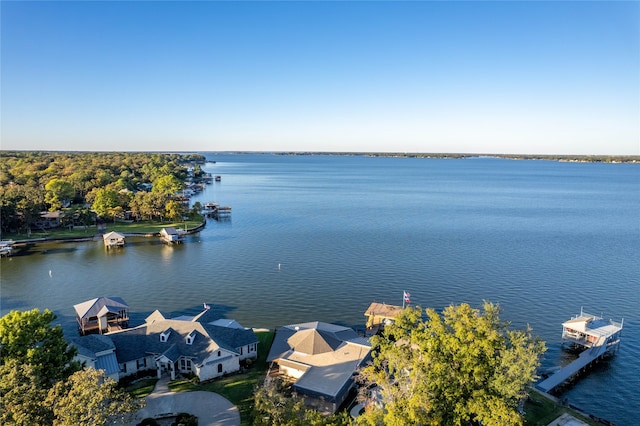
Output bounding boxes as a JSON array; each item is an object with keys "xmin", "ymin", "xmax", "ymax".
[{"xmin": 4, "ymin": 220, "xmax": 206, "ymax": 248}]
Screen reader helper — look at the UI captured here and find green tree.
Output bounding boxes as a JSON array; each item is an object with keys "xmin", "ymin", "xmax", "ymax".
[
  {"xmin": 0, "ymin": 360, "xmax": 53, "ymax": 425},
  {"xmin": 44, "ymin": 178, "xmax": 74, "ymax": 211},
  {"xmin": 152, "ymin": 174, "xmax": 183, "ymax": 195},
  {"xmin": 357, "ymin": 302, "xmax": 545, "ymax": 426},
  {"xmin": 253, "ymin": 378, "xmax": 353, "ymax": 426},
  {"xmin": 0, "ymin": 309, "xmax": 80, "ymax": 385},
  {"xmin": 46, "ymin": 368, "xmax": 142, "ymax": 426},
  {"xmin": 165, "ymin": 199, "xmax": 184, "ymax": 221},
  {"xmin": 91, "ymin": 188, "xmax": 120, "ymax": 220}
]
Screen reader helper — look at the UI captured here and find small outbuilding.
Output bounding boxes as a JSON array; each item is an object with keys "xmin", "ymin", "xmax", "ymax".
[
  {"xmin": 74, "ymin": 296, "xmax": 130, "ymax": 335},
  {"xmin": 364, "ymin": 302, "xmax": 403, "ymax": 335},
  {"xmin": 103, "ymin": 231, "xmax": 125, "ymax": 248},
  {"xmin": 160, "ymin": 227, "xmax": 183, "ymax": 244}
]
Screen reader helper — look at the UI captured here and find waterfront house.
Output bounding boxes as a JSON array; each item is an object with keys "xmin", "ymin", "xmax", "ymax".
[
  {"xmin": 160, "ymin": 227, "xmax": 183, "ymax": 244},
  {"xmin": 103, "ymin": 231, "xmax": 125, "ymax": 248},
  {"xmin": 105, "ymin": 308, "xmax": 258, "ymax": 381},
  {"xmin": 32, "ymin": 211, "xmax": 65, "ymax": 230},
  {"xmin": 70, "ymin": 334, "xmax": 120, "ymax": 381},
  {"xmin": 74, "ymin": 296, "xmax": 130, "ymax": 335},
  {"xmin": 267, "ymin": 321, "xmax": 371, "ymax": 414}
]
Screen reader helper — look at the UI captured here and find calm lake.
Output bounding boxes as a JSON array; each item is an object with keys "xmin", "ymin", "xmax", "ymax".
[{"xmin": 1, "ymin": 154, "xmax": 639, "ymax": 424}]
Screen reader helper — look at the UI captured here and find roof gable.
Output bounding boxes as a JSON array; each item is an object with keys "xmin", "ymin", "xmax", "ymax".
[
  {"xmin": 107, "ymin": 310, "xmax": 256, "ymax": 365},
  {"xmin": 74, "ymin": 297, "xmax": 129, "ymax": 320}
]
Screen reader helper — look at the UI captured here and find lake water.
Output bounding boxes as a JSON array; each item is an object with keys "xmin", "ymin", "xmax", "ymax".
[{"xmin": 1, "ymin": 154, "xmax": 639, "ymax": 424}]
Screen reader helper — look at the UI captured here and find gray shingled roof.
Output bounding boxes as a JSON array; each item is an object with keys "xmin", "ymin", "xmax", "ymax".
[
  {"xmin": 107, "ymin": 311, "xmax": 258, "ymax": 366},
  {"xmin": 267, "ymin": 321, "xmax": 359, "ymax": 361},
  {"xmin": 73, "ymin": 297, "xmax": 129, "ymax": 320},
  {"xmin": 71, "ymin": 334, "xmax": 116, "ymax": 358}
]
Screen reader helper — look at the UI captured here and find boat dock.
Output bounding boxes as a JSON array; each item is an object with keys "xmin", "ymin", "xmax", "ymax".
[
  {"xmin": 203, "ymin": 202, "xmax": 232, "ymax": 221},
  {"xmin": 0, "ymin": 241, "xmax": 14, "ymax": 257},
  {"xmin": 537, "ymin": 308, "xmax": 623, "ymax": 393}
]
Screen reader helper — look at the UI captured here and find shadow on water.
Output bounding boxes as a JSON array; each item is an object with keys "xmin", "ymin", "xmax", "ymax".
[
  {"xmin": 39, "ymin": 247, "xmax": 78, "ymax": 255},
  {"xmin": 0, "ymin": 296, "xmax": 33, "ymax": 312}
]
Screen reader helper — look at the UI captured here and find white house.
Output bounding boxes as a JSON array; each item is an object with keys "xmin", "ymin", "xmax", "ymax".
[{"xmin": 102, "ymin": 308, "xmax": 258, "ymax": 381}]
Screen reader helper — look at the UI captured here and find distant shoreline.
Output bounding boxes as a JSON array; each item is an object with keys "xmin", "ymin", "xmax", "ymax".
[
  {"xmin": 3, "ymin": 150, "xmax": 637, "ymax": 163},
  {"xmin": 206, "ymin": 151, "xmax": 640, "ymax": 164}
]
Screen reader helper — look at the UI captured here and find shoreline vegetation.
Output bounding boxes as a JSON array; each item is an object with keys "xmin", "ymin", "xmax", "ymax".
[
  {"xmin": 2, "ymin": 217, "xmax": 206, "ymax": 245},
  {"xmin": 201, "ymin": 151, "xmax": 640, "ymax": 163}
]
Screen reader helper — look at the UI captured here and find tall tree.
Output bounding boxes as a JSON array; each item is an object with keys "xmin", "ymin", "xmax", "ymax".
[
  {"xmin": 253, "ymin": 378, "xmax": 353, "ymax": 426},
  {"xmin": 0, "ymin": 360, "xmax": 53, "ymax": 425},
  {"xmin": 46, "ymin": 368, "xmax": 142, "ymax": 426},
  {"xmin": 0, "ymin": 309, "xmax": 80, "ymax": 385},
  {"xmin": 91, "ymin": 188, "xmax": 120, "ymax": 220},
  {"xmin": 357, "ymin": 302, "xmax": 545, "ymax": 426},
  {"xmin": 44, "ymin": 178, "xmax": 74, "ymax": 211},
  {"xmin": 152, "ymin": 174, "xmax": 183, "ymax": 195}
]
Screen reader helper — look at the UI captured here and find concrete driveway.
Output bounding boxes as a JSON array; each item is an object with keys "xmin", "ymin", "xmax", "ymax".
[{"xmin": 125, "ymin": 377, "xmax": 240, "ymax": 426}]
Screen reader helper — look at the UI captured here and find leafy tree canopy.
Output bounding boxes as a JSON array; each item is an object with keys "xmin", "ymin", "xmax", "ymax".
[
  {"xmin": 357, "ymin": 302, "xmax": 545, "ymax": 426},
  {"xmin": 0, "ymin": 308, "xmax": 80, "ymax": 385},
  {"xmin": 253, "ymin": 378, "xmax": 353, "ymax": 426},
  {"xmin": 46, "ymin": 368, "xmax": 143, "ymax": 426}
]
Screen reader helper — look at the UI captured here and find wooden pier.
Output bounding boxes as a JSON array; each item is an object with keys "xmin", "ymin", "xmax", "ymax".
[
  {"xmin": 537, "ymin": 308, "xmax": 623, "ymax": 393},
  {"xmin": 203, "ymin": 202, "xmax": 231, "ymax": 221}
]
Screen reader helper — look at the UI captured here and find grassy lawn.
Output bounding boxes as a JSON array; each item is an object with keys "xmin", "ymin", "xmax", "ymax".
[
  {"xmin": 524, "ymin": 389, "xmax": 599, "ymax": 426},
  {"xmin": 169, "ymin": 330, "xmax": 275, "ymax": 426},
  {"xmin": 2, "ymin": 216, "xmax": 204, "ymax": 241},
  {"xmin": 104, "ymin": 217, "xmax": 204, "ymax": 234},
  {"xmin": 125, "ymin": 378, "xmax": 159, "ymax": 398}
]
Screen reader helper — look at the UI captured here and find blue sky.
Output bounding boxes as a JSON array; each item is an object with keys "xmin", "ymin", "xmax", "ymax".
[{"xmin": 1, "ymin": 1, "xmax": 638, "ymax": 155}]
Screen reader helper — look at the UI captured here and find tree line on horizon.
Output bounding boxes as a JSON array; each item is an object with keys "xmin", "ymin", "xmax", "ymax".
[{"xmin": 0, "ymin": 151, "xmax": 206, "ymax": 237}]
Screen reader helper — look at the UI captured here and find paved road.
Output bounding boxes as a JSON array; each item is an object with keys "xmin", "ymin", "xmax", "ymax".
[{"xmin": 124, "ymin": 376, "xmax": 240, "ymax": 426}]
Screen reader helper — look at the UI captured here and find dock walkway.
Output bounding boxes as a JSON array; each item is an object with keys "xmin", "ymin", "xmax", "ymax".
[
  {"xmin": 537, "ymin": 309, "xmax": 623, "ymax": 393},
  {"xmin": 537, "ymin": 336, "xmax": 607, "ymax": 392}
]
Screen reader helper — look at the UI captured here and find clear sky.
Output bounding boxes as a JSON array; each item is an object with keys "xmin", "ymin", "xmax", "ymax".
[{"xmin": 1, "ymin": 1, "xmax": 638, "ymax": 155}]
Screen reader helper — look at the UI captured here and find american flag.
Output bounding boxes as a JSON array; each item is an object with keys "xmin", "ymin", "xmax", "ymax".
[
  {"xmin": 403, "ymin": 291, "xmax": 411, "ymax": 304},
  {"xmin": 203, "ymin": 303, "xmax": 211, "ymax": 310}
]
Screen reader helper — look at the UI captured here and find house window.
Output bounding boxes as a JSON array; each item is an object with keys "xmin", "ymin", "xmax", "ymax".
[
  {"xmin": 218, "ymin": 351, "xmax": 221, "ymax": 357},
  {"xmin": 218, "ymin": 364, "xmax": 223, "ymax": 373},
  {"xmin": 186, "ymin": 359, "xmax": 191, "ymax": 369},
  {"xmin": 240, "ymin": 347, "xmax": 243, "ymax": 355},
  {"xmin": 123, "ymin": 363, "xmax": 127, "ymax": 373}
]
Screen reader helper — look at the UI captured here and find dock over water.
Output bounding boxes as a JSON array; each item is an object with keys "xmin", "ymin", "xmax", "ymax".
[{"xmin": 537, "ymin": 309, "xmax": 623, "ymax": 393}]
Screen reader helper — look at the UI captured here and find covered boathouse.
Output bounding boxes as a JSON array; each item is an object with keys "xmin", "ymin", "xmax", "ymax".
[
  {"xmin": 537, "ymin": 308, "xmax": 623, "ymax": 393},
  {"xmin": 74, "ymin": 296, "xmax": 130, "ymax": 335}
]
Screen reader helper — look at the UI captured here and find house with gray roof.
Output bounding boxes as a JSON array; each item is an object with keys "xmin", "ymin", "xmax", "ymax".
[
  {"xmin": 74, "ymin": 296, "xmax": 129, "ymax": 335},
  {"xmin": 101, "ymin": 308, "xmax": 258, "ymax": 381},
  {"xmin": 267, "ymin": 321, "xmax": 372, "ymax": 414},
  {"xmin": 71, "ymin": 334, "xmax": 120, "ymax": 381}
]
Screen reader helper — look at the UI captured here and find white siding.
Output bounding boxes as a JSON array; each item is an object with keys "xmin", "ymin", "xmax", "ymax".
[{"xmin": 196, "ymin": 350, "xmax": 240, "ymax": 381}]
